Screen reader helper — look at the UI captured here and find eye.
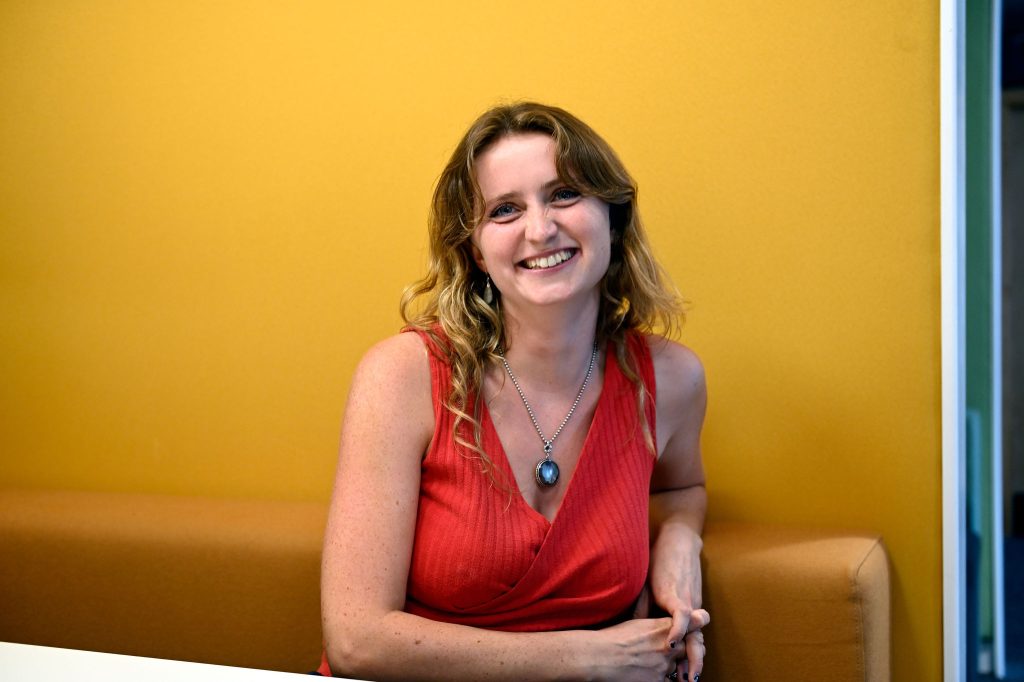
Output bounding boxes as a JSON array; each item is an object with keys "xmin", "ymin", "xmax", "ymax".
[
  {"xmin": 551, "ymin": 187, "xmax": 581, "ymax": 203},
  {"xmin": 489, "ymin": 202, "xmax": 519, "ymax": 220}
]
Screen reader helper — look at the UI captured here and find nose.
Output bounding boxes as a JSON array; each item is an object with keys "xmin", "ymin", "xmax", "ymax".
[{"xmin": 524, "ymin": 205, "xmax": 557, "ymax": 243}]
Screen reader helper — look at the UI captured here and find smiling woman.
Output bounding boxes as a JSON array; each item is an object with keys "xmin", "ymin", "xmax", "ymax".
[
  {"xmin": 318, "ymin": 102, "xmax": 709, "ymax": 682},
  {"xmin": 471, "ymin": 133, "xmax": 612, "ymax": 313}
]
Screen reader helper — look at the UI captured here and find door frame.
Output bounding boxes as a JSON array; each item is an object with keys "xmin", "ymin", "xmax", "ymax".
[{"xmin": 941, "ymin": 0, "xmax": 967, "ymax": 680}]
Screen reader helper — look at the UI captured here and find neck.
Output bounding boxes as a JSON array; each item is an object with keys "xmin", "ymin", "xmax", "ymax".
[{"xmin": 498, "ymin": 295, "xmax": 601, "ymax": 392}]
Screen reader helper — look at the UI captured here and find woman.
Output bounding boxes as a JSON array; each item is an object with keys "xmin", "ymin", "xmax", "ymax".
[{"xmin": 319, "ymin": 102, "xmax": 708, "ymax": 681}]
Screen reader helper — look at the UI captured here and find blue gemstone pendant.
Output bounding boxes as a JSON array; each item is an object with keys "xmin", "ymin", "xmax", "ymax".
[{"xmin": 535, "ymin": 458, "xmax": 560, "ymax": 487}]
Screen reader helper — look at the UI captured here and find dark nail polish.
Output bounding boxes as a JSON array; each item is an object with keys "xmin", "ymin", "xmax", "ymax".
[
  {"xmin": 669, "ymin": 639, "xmax": 677, "ymax": 649},
  {"xmin": 693, "ymin": 675, "xmax": 700, "ymax": 682}
]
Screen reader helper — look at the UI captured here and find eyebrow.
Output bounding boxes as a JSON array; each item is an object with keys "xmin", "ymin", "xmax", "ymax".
[{"xmin": 484, "ymin": 178, "xmax": 564, "ymax": 207}]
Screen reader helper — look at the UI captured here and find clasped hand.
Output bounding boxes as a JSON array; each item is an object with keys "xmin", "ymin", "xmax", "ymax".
[{"xmin": 593, "ymin": 601, "xmax": 709, "ymax": 682}]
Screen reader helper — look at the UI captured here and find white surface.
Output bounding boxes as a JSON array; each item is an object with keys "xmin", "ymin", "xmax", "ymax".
[
  {"xmin": 0, "ymin": 642, "xmax": 351, "ymax": 681},
  {"xmin": 941, "ymin": 0, "xmax": 966, "ymax": 681}
]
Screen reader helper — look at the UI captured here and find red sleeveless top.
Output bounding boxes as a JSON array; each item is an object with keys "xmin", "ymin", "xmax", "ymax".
[
  {"xmin": 318, "ymin": 331, "xmax": 656, "ymax": 675},
  {"xmin": 404, "ymin": 329, "xmax": 657, "ymax": 630}
]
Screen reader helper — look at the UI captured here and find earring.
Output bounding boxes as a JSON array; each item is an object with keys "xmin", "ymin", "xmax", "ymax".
[{"xmin": 483, "ymin": 276, "xmax": 494, "ymax": 305}]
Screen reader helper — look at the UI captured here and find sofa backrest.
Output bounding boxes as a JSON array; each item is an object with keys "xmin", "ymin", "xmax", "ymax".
[{"xmin": 0, "ymin": 489, "xmax": 326, "ymax": 673}]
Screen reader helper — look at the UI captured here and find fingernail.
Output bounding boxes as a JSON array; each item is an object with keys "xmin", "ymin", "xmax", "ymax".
[
  {"xmin": 693, "ymin": 675, "xmax": 700, "ymax": 681},
  {"xmin": 669, "ymin": 639, "xmax": 678, "ymax": 649}
]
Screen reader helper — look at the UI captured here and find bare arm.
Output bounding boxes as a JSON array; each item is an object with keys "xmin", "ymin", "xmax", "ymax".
[
  {"xmin": 321, "ymin": 334, "xmax": 686, "ymax": 682},
  {"xmin": 647, "ymin": 336, "xmax": 709, "ymax": 679}
]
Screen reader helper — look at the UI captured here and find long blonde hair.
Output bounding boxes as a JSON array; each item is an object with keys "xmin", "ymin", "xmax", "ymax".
[{"xmin": 401, "ymin": 102, "xmax": 682, "ymax": 482}]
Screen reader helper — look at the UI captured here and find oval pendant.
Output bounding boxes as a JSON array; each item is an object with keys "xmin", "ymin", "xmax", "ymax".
[{"xmin": 535, "ymin": 458, "xmax": 560, "ymax": 487}]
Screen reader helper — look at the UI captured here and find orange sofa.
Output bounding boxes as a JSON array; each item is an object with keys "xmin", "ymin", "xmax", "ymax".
[{"xmin": 0, "ymin": 489, "xmax": 889, "ymax": 680}]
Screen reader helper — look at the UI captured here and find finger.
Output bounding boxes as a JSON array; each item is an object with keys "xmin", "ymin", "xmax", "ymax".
[
  {"xmin": 685, "ymin": 630, "xmax": 705, "ymax": 681},
  {"xmin": 667, "ymin": 609, "xmax": 690, "ymax": 649},
  {"xmin": 686, "ymin": 608, "xmax": 710, "ymax": 632}
]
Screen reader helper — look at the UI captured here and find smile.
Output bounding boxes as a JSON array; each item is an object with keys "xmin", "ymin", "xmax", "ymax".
[{"xmin": 520, "ymin": 249, "xmax": 576, "ymax": 270}]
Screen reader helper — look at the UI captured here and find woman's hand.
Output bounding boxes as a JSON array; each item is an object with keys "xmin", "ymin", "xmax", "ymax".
[
  {"xmin": 649, "ymin": 519, "xmax": 708, "ymax": 680},
  {"xmin": 632, "ymin": 581, "xmax": 709, "ymax": 682},
  {"xmin": 588, "ymin": 617, "xmax": 689, "ymax": 682},
  {"xmin": 650, "ymin": 522, "xmax": 703, "ymax": 638}
]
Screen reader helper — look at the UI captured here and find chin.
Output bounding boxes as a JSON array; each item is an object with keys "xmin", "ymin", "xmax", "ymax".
[{"xmin": 518, "ymin": 288, "xmax": 601, "ymax": 310}]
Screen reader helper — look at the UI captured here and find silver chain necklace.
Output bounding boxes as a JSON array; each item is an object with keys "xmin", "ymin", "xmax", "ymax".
[{"xmin": 498, "ymin": 342, "xmax": 599, "ymax": 488}]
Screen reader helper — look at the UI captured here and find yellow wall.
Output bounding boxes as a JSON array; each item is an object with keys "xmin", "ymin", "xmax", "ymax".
[{"xmin": 0, "ymin": 2, "xmax": 941, "ymax": 678}]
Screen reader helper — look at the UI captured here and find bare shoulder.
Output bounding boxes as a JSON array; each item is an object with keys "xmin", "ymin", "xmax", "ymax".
[
  {"xmin": 644, "ymin": 334, "xmax": 706, "ymax": 407},
  {"xmin": 644, "ymin": 335, "xmax": 707, "ymax": 471},
  {"xmin": 351, "ymin": 332, "xmax": 431, "ymax": 394},
  {"xmin": 345, "ymin": 332, "xmax": 434, "ymax": 442}
]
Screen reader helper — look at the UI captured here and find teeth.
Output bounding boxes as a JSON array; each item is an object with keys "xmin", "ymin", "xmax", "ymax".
[{"xmin": 524, "ymin": 250, "xmax": 572, "ymax": 270}]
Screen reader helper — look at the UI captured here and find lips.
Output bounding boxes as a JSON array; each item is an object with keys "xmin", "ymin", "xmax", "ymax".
[{"xmin": 519, "ymin": 248, "xmax": 577, "ymax": 270}]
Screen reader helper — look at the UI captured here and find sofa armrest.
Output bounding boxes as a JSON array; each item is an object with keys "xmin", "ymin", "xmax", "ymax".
[{"xmin": 702, "ymin": 521, "xmax": 890, "ymax": 682}]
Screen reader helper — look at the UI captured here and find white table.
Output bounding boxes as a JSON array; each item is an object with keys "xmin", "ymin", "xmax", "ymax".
[{"xmin": 0, "ymin": 642, "xmax": 360, "ymax": 681}]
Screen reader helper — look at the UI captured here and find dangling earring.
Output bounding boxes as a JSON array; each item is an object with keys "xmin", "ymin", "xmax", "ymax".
[{"xmin": 483, "ymin": 276, "xmax": 494, "ymax": 305}]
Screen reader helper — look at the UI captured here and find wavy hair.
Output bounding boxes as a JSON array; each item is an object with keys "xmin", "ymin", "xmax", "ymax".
[{"xmin": 401, "ymin": 102, "xmax": 683, "ymax": 485}]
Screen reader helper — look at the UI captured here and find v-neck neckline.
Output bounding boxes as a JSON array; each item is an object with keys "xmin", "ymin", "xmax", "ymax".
[{"xmin": 480, "ymin": 345, "xmax": 614, "ymax": 527}]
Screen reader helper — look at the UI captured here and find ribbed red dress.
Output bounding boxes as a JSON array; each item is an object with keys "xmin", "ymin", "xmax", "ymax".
[{"xmin": 318, "ymin": 330, "xmax": 656, "ymax": 675}]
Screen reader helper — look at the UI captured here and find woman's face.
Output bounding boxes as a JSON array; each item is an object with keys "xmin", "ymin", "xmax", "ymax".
[{"xmin": 470, "ymin": 132, "xmax": 611, "ymax": 313}]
